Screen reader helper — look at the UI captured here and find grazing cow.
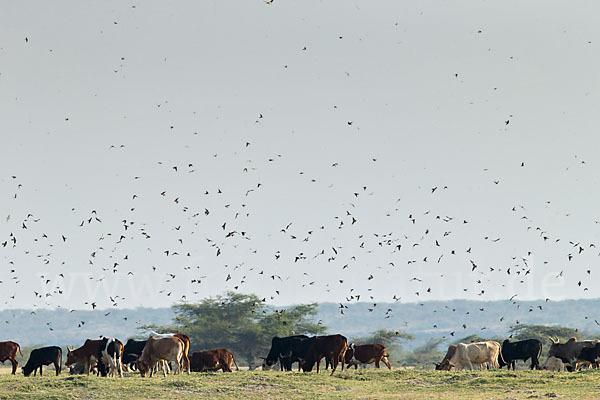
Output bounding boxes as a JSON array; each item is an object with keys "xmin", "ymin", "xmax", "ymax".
[
  {"xmin": 65, "ymin": 339, "xmax": 103, "ymax": 375},
  {"xmin": 548, "ymin": 337, "xmax": 596, "ymax": 368},
  {"xmin": 499, "ymin": 339, "xmax": 543, "ymax": 370},
  {"xmin": 344, "ymin": 343, "xmax": 391, "ymax": 370},
  {"xmin": 448, "ymin": 341, "xmax": 503, "ymax": 371},
  {"xmin": 69, "ymin": 362, "xmax": 97, "ymax": 375},
  {"xmin": 136, "ymin": 336, "xmax": 187, "ymax": 377},
  {"xmin": 300, "ymin": 334, "xmax": 348, "ymax": 375},
  {"xmin": 122, "ymin": 339, "xmax": 147, "ymax": 371},
  {"xmin": 22, "ymin": 346, "xmax": 62, "ymax": 377},
  {"xmin": 435, "ymin": 344, "xmax": 457, "ymax": 371},
  {"xmin": 262, "ymin": 335, "xmax": 311, "ymax": 371},
  {"xmin": 97, "ymin": 338, "xmax": 124, "ymax": 377},
  {"xmin": 190, "ymin": 349, "xmax": 239, "ymax": 372},
  {"xmin": 542, "ymin": 356, "xmax": 565, "ymax": 372},
  {"xmin": 0, "ymin": 341, "xmax": 23, "ymax": 375},
  {"xmin": 148, "ymin": 332, "xmax": 191, "ymax": 372}
]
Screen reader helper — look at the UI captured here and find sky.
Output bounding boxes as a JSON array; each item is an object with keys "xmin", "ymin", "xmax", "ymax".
[{"xmin": 1, "ymin": 1, "xmax": 600, "ymax": 311}]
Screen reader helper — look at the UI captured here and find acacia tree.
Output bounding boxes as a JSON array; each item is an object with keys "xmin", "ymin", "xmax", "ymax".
[
  {"xmin": 142, "ymin": 292, "xmax": 326, "ymax": 367},
  {"xmin": 402, "ymin": 338, "xmax": 446, "ymax": 368},
  {"xmin": 508, "ymin": 324, "xmax": 583, "ymax": 356}
]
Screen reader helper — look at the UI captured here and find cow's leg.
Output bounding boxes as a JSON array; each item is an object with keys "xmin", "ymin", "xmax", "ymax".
[
  {"xmin": 10, "ymin": 359, "xmax": 17, "ymax": 375},
  {"xmin": 316, "ymin": 357, "xmax": 321, "ymax": 374},
  {"xmin": 54, "ymin": 361, "xmax": 60, "ymax": 376},
  {"xmin": 34, "ymin": 367, "xmax": 37, "ymax": 377},
  {"xmin": 467, "ymin": 361, "xmax": 473, "ymax": 370},
  {"xmin": 40, "ymin": 365, "xmax": 43, "ymax": 376},
  {"xmin": 162, "ymin": 361, "xmax": 168, "ymax": 377},
  {"xmin": 375, "ymin": 359, "xmax": 381, "ymax": 368},
  {"xmin": 330, "ymin": 356, "xmax": 337, "ymax": 376},
  {"xmin": 86, "ymin": 360, "xmax": 91, "ymax": 375}
]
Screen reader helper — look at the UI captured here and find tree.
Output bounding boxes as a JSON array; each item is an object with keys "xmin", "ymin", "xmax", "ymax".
[
  {"xmin": 141, "ymin": 292, "xmax": 326, "ymax": 368},
  {"xmin": 402, "ymin": 338, "xmax": 446, "ymax": 368},
  {"xmin": 509, "ymin": 324, "xmax": 581, "ymax": 342},
  {"xmin": 452, "ymin": 334, "xmax": 490, "ymax": 345},
  {"xmin": 508, "ymin": 324, "xmax": 582, "ymax": 355}
]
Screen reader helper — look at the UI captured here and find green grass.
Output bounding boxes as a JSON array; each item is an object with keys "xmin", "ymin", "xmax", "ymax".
[{"xmin": 0, "ymin": 369, "xmax": 598, "ymax": 399}]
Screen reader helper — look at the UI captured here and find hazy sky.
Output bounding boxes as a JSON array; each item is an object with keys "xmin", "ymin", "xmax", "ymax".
[{"xmin": 1, "ymin": 1, "xmax": 600, "ymax": 311}]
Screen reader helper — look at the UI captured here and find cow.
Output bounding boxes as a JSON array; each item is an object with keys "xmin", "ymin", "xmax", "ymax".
[
  {"xmin": 344, "ymin": 343, "xmax": 391, "ymax": 370},
  {"xmin": 300, "ymin": 334, "xmax": 348, "ymax": 375},
  {"xmin": 0, "ymin": 341, "xmax": 23, "ymax": 375},
  {"xmin": 69, "ymin": 362, "xmax": 97, "ymax": 375},
  {"xmin": 97, "ymin": 338, "xmax": 124, "ymax": 377},
  {"xmin": 148, "ymin": 331, "xmax": 191, "ymax": 372},
  {"xmin": 190, "ymin": 349, "xmax": 238, "ymax": 372},
  {"xmin": 435, "ymin": 344, "xmax": 457, "ymax": 371},
  {"xmin": 576, "ymin": 342, "xmax": 600, "ymax": 368},
  {"xmin": 498, "ymin": 339, "xmax": 543, "ymax": 370},
  {"xmin": 262, "ymin": 335, "xmax": 311, "ymax": 371},
  {"xmin": 136, "ymin": 336, "xmax": 187, "ymax": 377},
  {"xmin": 65, "ymin": 339, "xmax": 103, "ymax": 375},
  {"xmin": 548, "ymin": 337, "xmax": 596, "ymax": 368},
  {"xmin": 122, "ymin": 339, "xmax": 147, "ymax": 371},
  {"xmin": 447, "ymin": 341, "xmax": 503, "ymax": 371},
  {"xmin": 542, "ymin": 356, "xmax": 565, "ymax": 372},
  {"xmin": 22, "ymin": 346, "xmax": 62, "ymax": 377}
]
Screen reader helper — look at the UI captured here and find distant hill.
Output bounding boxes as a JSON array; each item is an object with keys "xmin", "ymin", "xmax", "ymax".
[{"xmin": 3, "ymin": 299, "xmax": 600, "ymax": 349}]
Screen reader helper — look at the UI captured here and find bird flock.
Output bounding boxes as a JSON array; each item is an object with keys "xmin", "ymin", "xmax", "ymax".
[{"xmin": 1, "ymin": 1, "xmax": 599, "ymax": 345}]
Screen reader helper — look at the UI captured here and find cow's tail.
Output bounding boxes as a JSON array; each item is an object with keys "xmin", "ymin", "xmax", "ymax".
[
  {"xmin": 535, "ymin": 343, "xmax": 543, "ymax": 369},
  {"xmin": 232, "ymin": 355, "xmax": 239, "ymax": 371},
  {"xmin": 17, "ymin": 344, "xmax": 23, "ymax": 358},
  {"xmin": 497, "ymin": 346, "xmax": 507, "ymax": 369}
]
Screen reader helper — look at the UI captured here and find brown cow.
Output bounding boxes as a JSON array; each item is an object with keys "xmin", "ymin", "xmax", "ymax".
[
  {"xmin": 301, "ymin": 334, "xmax": 347, "ymax": 375},
  {"xmin": 344, "ymin": 343, "xmax": 391, "ymax": 370},
  {"xmin": 190, "ymin": 349, "xmax": 238, "ymax": 372},
  {"xmin": 148, "ymin": 331, "xmax": 191, "ymax": 372},
  {"xmin": 65, "ymin": 339, "xmax": 103, "ymax": 375},
  {"xmin": 0, "ymin": 341, "xmax": 23, "ymax": 375},
  {"xmin": 173, "ymin": 333, "xmax": 191, "ymax": 372},
  {"xmin": 435, "ymin": 344, "xmax": 457, "ymax": 371},
  {"xmin": 136, "ymin": 336, "xmax": 187, "ymax": 377}
]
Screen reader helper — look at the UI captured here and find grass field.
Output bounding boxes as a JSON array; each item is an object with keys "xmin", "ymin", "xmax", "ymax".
[{"xmin": 0, "ymin": 368, "xmax": 598, "ymax": 399}]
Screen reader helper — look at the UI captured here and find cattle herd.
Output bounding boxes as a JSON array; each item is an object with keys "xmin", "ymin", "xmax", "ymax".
[
  {"xmin": 1, "ymin": 332, "xmax": 600, "ymax": 378},
  {"xmin": 434, "ymin": 337, "xmax": 600, "ymax": 372}
]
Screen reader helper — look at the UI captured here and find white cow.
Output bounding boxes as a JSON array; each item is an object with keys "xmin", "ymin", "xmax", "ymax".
[
  {"xmin": 448, "ymin": 341, "xmax": 502, "ymax": 371},
  {"xmin": 542, "ymin": 356, "xmax": 565, "ymax": 372},
  {"xmin": 149, "ymin": 331, "xmax": 178, "ymax": 339}
]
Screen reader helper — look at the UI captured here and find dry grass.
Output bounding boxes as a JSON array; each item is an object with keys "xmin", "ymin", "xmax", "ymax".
[{"xmin": 0, "ymin": 367, "xmax": 597, "ymax": 399}]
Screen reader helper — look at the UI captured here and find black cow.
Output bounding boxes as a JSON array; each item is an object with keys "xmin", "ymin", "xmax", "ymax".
[
  {"xmin": 22, "ymin": 346, "xmax": 62, "ymax": 377},
  {"xmin": 97, "ymin": 338, "xmax": 124, "ymax": 377},
  {"xmin": 122, "ymin": 339, "xmax": 147, "ymax": 371},
  {"xmin": 499, "ymin": 339, "xmax": 542, "ymax": 370},
  {"xmin": 263, "ymin": 335, "xmax": 310, "ymax": 371},
  {"xmin": 576, "ymin": 343, "xmax": 600, "ymax": 368}
]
